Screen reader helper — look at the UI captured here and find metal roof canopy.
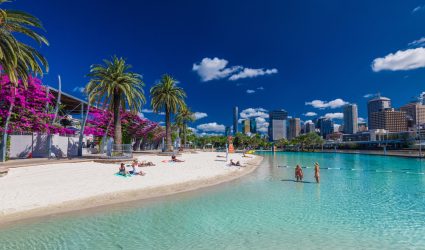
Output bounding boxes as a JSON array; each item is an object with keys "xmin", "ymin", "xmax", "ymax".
[{"xmin": 47, "ymin": 86, "xmax": 89, "ymax": 115}]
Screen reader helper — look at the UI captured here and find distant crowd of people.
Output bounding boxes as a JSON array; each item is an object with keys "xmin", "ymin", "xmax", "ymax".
[{"xmin": 295, "ymin": 162, "xmax": 320, "ymax": 183}]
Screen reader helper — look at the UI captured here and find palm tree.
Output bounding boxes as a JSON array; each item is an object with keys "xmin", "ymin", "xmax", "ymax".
[
  {"xmin": 150, "ymin": 74, "xmax": 186, "ymax": 152},
  {"xmin": 86, "ymin": 56, "xmax": 145, "ymax": 145},
  {"xmin": 0, "ymin": 0, "xmax": 49, "ymax": 85},
  {"xmin": 175, "ymin": 106, "xmax": 194, "ymax": 148}
]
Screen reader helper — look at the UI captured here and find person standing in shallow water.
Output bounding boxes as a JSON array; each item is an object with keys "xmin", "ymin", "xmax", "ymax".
[
  {"xmin": 314, "ymin": 162, "xmax": 320, "ymax": 183},
  {"xmin": 295, "ymin": 165, "xmax": 303, "ymax": 182}
]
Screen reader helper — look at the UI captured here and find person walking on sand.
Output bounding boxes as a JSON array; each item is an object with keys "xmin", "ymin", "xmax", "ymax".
[
  {"xmin": 295, "ymin": 165, "xmax": 303, "ymax": 182},
  {"xmin": 314, "ymin": 162, "xmax": 320, "ymax": 183}
]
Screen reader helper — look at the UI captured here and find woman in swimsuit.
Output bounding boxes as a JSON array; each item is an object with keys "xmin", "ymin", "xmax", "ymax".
[
  {"xmin": 314, "ymin": 162, "xmax": 320, "ymax": 183},
  {"xmin": 118, "ymin": 163, "xmax": 128, "ymax": 176},
  {"xmin": 295, "ymin": 165, "xmax": 303, "ymax": 182}
]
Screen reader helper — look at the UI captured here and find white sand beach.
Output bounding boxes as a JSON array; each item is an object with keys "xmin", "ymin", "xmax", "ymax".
[{"xmin": 0, "ymin": 152, "xmax": 262, "ymax": 223}]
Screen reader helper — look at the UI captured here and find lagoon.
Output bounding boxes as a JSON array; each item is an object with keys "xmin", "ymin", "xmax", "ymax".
[{"xmin": 1, "ymin": 152, "xmax": 424, "ymax": 249}]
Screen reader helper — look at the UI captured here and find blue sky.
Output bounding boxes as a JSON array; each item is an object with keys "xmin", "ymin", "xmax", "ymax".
[{"xmin": 10, "ymin": 0, "xmax": 425, "ymax": 135}]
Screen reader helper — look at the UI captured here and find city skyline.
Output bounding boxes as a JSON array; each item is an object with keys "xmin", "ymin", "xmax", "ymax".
[{"xmin": 10, "ymin": 0, "xmax": 425, "ymax": 136}]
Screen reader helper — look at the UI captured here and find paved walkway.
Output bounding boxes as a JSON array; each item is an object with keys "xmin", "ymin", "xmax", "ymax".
[{"xmin": 0, "ymin": 158, "xmax": 96, "ymax": 168}]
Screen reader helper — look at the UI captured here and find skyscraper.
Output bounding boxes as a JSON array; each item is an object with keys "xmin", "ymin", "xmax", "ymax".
[
  {"xmin": 242, "ymin": 119, "xmax": 251, "ymax": 134},
  {"xmin": 343, "ymin": 104, "xmax": 358, "ymax": 134},
  {"xmin": 319, "ymin": 118, "xmax": 334, "ymax": 138},
  {"xmin": 233, "ymin": 106, "xmax": 238, "ymax": 135},
  {"xmin": 250, "ymin": 118, "xmax": 257, "ymax": 134},
  {"xmin": 225, "ymin": 126, "xmax": 231, "ymax": 137},
  {"xmin": 288, "ymin": 118, "xmax": 301, "ymax": 139},
  {"xmin": 304, "ymin": 122, "xmax": 316, "ymax": 134},
  {"xmin": 368, "ymin": 96, "xmax": 391, "ymax": 130},
  {"xmin": 400, "ymin": 102, "xmax": 425, "ymax": 127},
  {"xmin": 268, "ymin": 110, "xmax": 288, "ymax": 141},
  {"xmin": 369, "ymin": 108, "xmax": 408, "ymax": 132}
]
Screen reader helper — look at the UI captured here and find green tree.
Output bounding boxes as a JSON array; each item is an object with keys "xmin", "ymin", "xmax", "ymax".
[
  {"xmin": 175, "ymin": 106, "xmax": 194, "ymax": 148},
  {"xmin": 86, "ymin": 56, "xmax": 145, "ymax": 145},
  {"xmin": 0, "ymin": 0, "xmax": 49, "ymax": 85},
  {"xmin": 150, "ymin": 74, "xmax": 186, "ymax": 151}
]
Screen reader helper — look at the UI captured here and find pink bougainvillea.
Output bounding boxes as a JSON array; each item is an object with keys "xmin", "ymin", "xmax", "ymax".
[{"xmin": 0, "ymin": 74, "xmax": 164, "ymax": 141}]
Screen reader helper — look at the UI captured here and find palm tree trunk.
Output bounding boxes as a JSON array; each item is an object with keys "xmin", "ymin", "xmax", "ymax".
[
  {"xmin": 165, "ymin": 105, "xmax": 173, "ymax": 152},
  {"xmin": 113, "ymin": 91, "xmax": 122, "ymax": 145}
]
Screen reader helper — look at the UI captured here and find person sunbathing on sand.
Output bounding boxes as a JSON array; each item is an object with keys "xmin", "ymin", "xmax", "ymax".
[
  {"xmin": 118, "ymin": 163, "xmax": 129, "ymax": 176},
  {"xmin": 171, "ymin": 154, "xmax": 185, "ymax": 162},
  {"xmin": 230, "ymin": 160, "xmax": 244, "ymax": 167},
  {"xmin": 140, "ymin": 160, "xmax": 156, "ymax": 167},
  {"xmin": 131, "ymin": 160, "xmax": 145, "ymax": 176}
]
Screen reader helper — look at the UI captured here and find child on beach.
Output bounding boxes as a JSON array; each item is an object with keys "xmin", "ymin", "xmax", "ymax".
[{"xmin": 118, "ymin": 163, "xmax": 128, "ymax": 176}]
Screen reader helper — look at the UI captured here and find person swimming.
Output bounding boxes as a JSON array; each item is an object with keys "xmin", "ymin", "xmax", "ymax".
[
  {"xmin": 295, "ymin": 165, "xmax": 303, "ymax": 182},
  {"xmin": 314, "ymin": 162, "xmax": 320, "ymax": 183}
]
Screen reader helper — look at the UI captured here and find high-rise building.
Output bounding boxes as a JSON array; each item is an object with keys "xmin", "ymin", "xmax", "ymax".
[
  {"xmin": 368, "ymin": 96, "xmax": 391, "ymax": 130},
  {"xmin": 225, "ymin": 126, "xmax": 231, "ymax": 137},
  {"xmin": 343, "ymin": 104, "xmax": 358, "ymax": 134},
  {"xmin": 288, "ymin": 118, "xmax": 301, "ymax": 139},
  {"xmin": 250, "ymin": 118, "xmax": 257, "ymax": 134},
  {"xmin": 369, "ymin": 108, "xmax": 407, "ymax": 132},
  {"xmin": 319, "ymin": 118, "xmax": 334, "ymax": 138},
  {"xmin": 268, "ymin": 110, "xmax": 288, "ymax": 141},
  {"xmin": 304, "ymin": 122, "xmax": 316, "ymax": 134},
  {"xmin": 242, "ymin": 119, "xmax": 251, "ymax": 134},
  {"xmin": 400, "ymin": 102, "xmax": 425, "ymax": 127},
  {"xmin": 233, "ymin": 106, "xmax": 238, "ymax": 135}
]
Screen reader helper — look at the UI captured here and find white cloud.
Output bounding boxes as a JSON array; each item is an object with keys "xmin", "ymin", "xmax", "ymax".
[
  {"xmin": 193, "ymin": 57, "xmax": 278, "ymax": 82},
  {"xmin": 358, "ymin": 117, "xmax": 366, "ymax": 123},
  {"xmin": 198, "ymin": 132, "xmax": 222, "ymax": 137},
  {"xmin": 192, "ymin": 112, "xmax": 208, "ymax": 120},
  {"xmin": 363, "ymin": 93, "xmax": 375, "ymax": 98},
  {"xmin": 192, "ymin": 57, "xmax": 241, "ymax": 82},
  {"xmin": 229, "ymin": 68, "xmax": 278, "ymax": 81},
  {"xmin": 255, "ymin": 117, "xmax": 269, "ymax": 133},
  {"xmin": 72, "ymin": 87, "xmax": 85, "ymax": 93},
  {"xmin": 305, "ymin": 98, "xmax": 348, "ymax": 109},
  {"xmin": 240, "ymin": 108, "xmax": 269, "ymax": 119},
  {"xmin": 408, "ymin": 37, "xmax": 425, "ymax": 47},
  {"xmin": 142, "ymin": 108, "xmax": 165, "ymax": 115},
  {"xmin": 412, "ymin": 5, "xmax": 424, "ymax": 13},
  {"xmin": 372, "ymin": 48, "xmax": 425, "ymax": 72},
  {"xmin": 257, "ymin": 86, "xmax": 264, "ymax": 90},
  {"xmin": 303, "ymin": 112, "xmax": 317, "ymax": 117},
  {"xmin": 304, "ymin": 120, "xmax": 313, "ymax": 124},
  {"xmin": 323, "ymin": 112, "xmax": 344, "ymax": 119},
  {"xmin": 196, "ymin": 122, "xmax": 225, "ymax": 133},
  {"xmin": 246, "ymin": 89, "xmax": 256, "ymax": 94}
]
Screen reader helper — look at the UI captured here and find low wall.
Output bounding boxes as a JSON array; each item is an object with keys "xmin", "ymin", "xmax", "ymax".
[{"xmin": 9, "ymin": 134, "xmax": 80, "ymax": 159}]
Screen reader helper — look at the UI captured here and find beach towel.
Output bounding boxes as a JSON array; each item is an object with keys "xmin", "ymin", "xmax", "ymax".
[{"xmin": 114, "ymin": 173, "xmax": 132, "ymax": 178}]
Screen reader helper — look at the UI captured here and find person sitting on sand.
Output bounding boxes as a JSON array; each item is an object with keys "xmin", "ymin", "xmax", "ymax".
[
  {"xmin": 119, "ymin": 163, "xmax": 128, "ymax": 176},
  {"xmin": 171, "ymin": 154, "xmax": 185, "ymax": 162},
  {"xmin": 139, "ymin": 160, "xmax": 156, "ymax": 167},
  {"xmin": 314, "ymin": 162, "xmax": 320, "ymax": 183},
  {"xmin": 230, "ymin": 159, "xmax": 237, "ymax": 166},
  {"xmin": 131, "ymin": 160, "xmax": 145, "ymax": 176},
  {"xmin": 295, "ymin": 165, "xmax": 303, "ymax": 182}
]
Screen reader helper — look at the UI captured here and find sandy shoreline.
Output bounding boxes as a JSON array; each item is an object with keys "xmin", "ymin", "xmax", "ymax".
[{"xmin": 0, "ymin": 152, "xmax": 263, "ymax": 226}]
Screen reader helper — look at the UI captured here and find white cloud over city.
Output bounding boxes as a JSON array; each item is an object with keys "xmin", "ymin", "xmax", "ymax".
[
  {"xmin": 192, "ymin": 112, "xmax": 208, "ymax": 120},
  {"xmin": 239, "ymin": 108, "xmax": 269, "ymax": 133},
  {"xmin": 192, "ymin": 57, "xmax": 278, "ymax": 82},
  {"xmin": 246, "ymin": 89, "xmax": 256, "ymax": 94},
  {"xmin": 196, "ymin": 122, "xmax": 225, "ymax": 133},
  {"xmin": 303, "ymin": 112, "xmax": 317, "ymax": 117},
  {"xmin": 323, "ymin": 112, "xmax": 343, "ymax": 119},
  {"xmin": 372, "ymin": 47, "xmax": 425, "ymax": 72},
  {"xmin": 412, "ymin": 5, "xmax": 425, "ymax": 13},
  {"xmin": 305, "ymin": 98, "xmax": 348, "ymax": 109}
]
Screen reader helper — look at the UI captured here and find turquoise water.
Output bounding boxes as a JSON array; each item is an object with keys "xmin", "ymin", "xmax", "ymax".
[{"xmin": 1, "ymin": 152, "xmax": 425, "ymax": 250}]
